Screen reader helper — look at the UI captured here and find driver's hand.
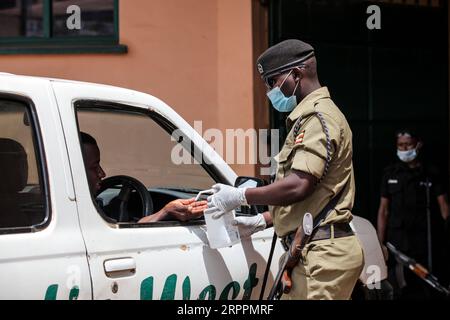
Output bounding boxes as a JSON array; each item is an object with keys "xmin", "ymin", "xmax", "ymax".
[
  {"xmin": 138, "ymin": 198, "xmax": 208, "ymax": 223},
  {"xmin": 162, "ymin": 198, "xmax": 208, "ymax": 222},
  {"xmin": 166, "ymin": 198, "xmax": 208, "ymax": 221}
]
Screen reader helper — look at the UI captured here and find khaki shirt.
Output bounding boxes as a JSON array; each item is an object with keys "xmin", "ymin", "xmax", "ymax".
[{"xmin": 271, "ymin": 87, "xmax": 355, "ymax": 238}]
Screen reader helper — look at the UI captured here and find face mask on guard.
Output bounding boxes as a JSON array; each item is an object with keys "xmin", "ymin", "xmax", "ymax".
[
  {"xmin": 267, "ymin": 70, "xmax": 299, "ymax": 113},
  {"xmin": 397, "ymin": 149, "xmax": 418, "ymax": 163}
]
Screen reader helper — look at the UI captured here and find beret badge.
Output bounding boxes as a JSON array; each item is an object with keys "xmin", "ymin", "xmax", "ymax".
[{"xmin": 257, "ymin": 63, "xmax": 264, "ymax": 75}]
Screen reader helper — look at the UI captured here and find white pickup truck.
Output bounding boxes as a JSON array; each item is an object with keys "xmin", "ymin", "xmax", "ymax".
[{"xmin": 0, "ymin": 73, "xmax": 390, "ymax": 300}]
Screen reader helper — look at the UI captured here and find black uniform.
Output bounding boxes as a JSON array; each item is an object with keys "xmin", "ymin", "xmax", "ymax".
[{"xmin": 380, "ymin": 161, "xmax": 448, "ymax": 299}]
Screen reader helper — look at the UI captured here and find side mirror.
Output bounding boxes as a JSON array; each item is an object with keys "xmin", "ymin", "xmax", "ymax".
[
  {"xmin": 234, "ymin": 176, "xmax": 268, "ymax": 189},
  {"xmin": 234, "ymin": 176, "xmax": 269, "ymax": 215}
]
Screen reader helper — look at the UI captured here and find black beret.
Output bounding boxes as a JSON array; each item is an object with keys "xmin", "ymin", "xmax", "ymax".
[{"xmin": 256, "ymin": 39, "xmax": 315, "ymax": 79}]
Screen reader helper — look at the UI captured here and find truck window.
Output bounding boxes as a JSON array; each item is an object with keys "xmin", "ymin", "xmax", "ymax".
[
  {"xmin": 0, "ymin": 98, "xmax": 47, "ymax": 232},
  {"xmin": 75, "ymin": 105, "xmax": 216, "ymax": 224}
]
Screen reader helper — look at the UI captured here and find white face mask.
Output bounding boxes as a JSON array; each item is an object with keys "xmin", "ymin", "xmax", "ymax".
[{"xmin": 397, "ymin": 149, "xmax": 418, "ymax": 163}]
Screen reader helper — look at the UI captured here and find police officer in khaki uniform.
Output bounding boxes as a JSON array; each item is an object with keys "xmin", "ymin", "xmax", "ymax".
[{"xmin": 206, "ymin": 39, "xmax": 364, "ymax": 300}]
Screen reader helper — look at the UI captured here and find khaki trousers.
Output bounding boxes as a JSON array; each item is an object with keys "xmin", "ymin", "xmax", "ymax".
[{"xmin": 281, "ymin": 235, "xmax": 364, "ymax": 300}]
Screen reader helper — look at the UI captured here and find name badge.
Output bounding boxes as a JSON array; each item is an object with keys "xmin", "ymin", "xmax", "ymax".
[{"xmin": 388, "ymin": 179, "xmax": 398, "ymax": 184}]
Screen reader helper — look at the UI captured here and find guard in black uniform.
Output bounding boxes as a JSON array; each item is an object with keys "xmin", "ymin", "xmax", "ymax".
[{"xmin": 377, "ymin": 129, "xmax": 449, "ymax": 299}]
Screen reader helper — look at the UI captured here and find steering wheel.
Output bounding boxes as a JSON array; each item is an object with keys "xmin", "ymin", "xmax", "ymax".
[{"xmin": 97, "ymin": 175, "xmax": 154, "ymax": 222}]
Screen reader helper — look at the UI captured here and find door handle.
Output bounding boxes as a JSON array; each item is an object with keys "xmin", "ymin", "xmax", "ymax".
[{"xmin": 104, "ymin": 258, "xmax": 136, "ymax": 278}]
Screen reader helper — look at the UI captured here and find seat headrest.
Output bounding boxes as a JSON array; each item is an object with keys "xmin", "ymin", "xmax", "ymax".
[{"xmin": 0, "ymin": 138, "xmax": 28, "ymax": 193}]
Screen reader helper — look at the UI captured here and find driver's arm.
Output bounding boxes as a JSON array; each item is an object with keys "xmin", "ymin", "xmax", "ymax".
[{"xmin": 139, "ymin": 198, "xmax": 208, "ymax": 223}]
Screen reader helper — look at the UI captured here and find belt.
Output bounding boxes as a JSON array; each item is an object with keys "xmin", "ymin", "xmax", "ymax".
[{"xmin": 280, "ymin": 223, "xmax": 354, "ymax": 252}]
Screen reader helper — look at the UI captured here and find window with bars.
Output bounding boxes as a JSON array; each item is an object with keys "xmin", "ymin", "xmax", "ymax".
[{"xmin": 0, "ymin": 0, "xmax": 126, "ymax": 54}]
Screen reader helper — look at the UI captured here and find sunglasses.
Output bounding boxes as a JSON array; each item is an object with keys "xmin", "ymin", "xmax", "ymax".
[
  {"xmin": 263, "ymin": 65, "xmax": 305, "ymax": 90},
  {"xmin": 264, "ymin": 77, "xmax": 278, "ymax": 90}
]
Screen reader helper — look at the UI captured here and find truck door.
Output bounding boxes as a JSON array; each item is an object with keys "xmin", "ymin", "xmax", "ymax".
[
  {"xmin": 0, "ymin": 77, "xmax": 92, "ymax": 299},
  {"xmin": 52, "ymin": 81, "xmax": 282, "ymax": 300}
]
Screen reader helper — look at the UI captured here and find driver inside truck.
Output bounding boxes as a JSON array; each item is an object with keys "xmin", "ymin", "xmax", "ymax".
[{"xmin": 80, "ymin": 131, "xmax": 208, "ymax": 223}]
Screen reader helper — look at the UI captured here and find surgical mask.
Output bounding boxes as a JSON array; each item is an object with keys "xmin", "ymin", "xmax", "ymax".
[
  {"xmin": 266, "ymin": 70, "xmax": 299, "ymax": 113},
  {"xmin": 397, "ymin": 149, "xmax": 418, "ymax": 163}
]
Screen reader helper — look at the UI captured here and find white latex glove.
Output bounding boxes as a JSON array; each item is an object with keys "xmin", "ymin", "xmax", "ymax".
[
  {"xmin": 206, "ymin": 184, "xmax": 248, "ymax": 219},
  {"xmin": 232, "ymin": 214, "xmax": 267, "ymax": 238}
]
